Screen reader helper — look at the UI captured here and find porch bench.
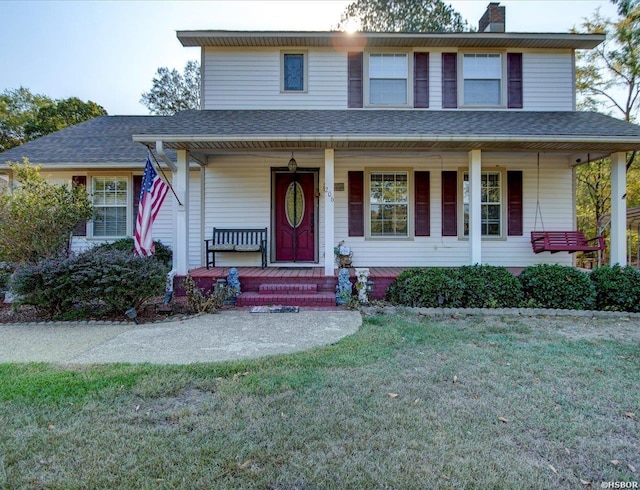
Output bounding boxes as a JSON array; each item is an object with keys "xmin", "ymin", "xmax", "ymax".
[
  {"xmin": 205, "ymin": 227, "xmax": 267, "ymax": 269},
  {"xmin": 530, "ymin": 231, "xmax": 605, "ymax": 254}
]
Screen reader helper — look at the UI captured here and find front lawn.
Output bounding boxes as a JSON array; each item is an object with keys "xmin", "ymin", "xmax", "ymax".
[{"xmin": 1, "ymin": 313, "xmax": 638, "ymax": 488}]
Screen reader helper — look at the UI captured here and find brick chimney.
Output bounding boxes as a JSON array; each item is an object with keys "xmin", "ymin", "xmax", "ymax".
[{"xmin": 478, "ymin": 2, "xmax": 505, "ymax": 32}]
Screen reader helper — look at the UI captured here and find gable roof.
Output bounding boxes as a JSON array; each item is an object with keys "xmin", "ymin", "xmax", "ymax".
[
  {"xmin": 177, "ymin": 30, "xmax": 604, "ymax": 50},
  {"xmin": 0, "ymin": 116, "xmax": 170, "ymax": 169},
  {"xmin": 133, "ymin": 110, "xmax": 640, "ymax": 153}
]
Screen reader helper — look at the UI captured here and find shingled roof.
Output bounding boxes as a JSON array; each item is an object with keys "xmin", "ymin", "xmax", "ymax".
[
  {"xmin": 3, "ymin": 111, "xmax": 640, "ymax": 170},
  {"xmin": 133, "ymin": 110, "xmax": 640, "ymax": 152},
  {"xmin": 0, "ymin": 116, "xmax": 170, "ymax": 168}
]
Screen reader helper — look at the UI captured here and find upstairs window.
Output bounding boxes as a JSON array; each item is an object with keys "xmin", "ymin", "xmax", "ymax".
[
  {"xmin": 463, "ymin": 53, "xmax": 502, "ymax": 106},
  {"xmin": 282, "ymin": 52, "xmax": 306, "ymax": 92},
  {"xmin": 369, "ymin": 53, "xmax": 408, "ymax": 106}
]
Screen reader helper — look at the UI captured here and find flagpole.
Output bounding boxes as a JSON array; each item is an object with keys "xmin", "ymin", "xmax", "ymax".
[{"xmin": 145, "ymin": 145, "xmax": 183, "ymax": 207}]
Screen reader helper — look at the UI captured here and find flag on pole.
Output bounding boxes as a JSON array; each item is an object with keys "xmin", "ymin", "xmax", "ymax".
[{"xmin": 134, "ymin": 154, "xmax": 169, "ymax": 256}]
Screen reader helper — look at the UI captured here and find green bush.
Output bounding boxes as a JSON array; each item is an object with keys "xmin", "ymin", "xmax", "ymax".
[
  {"xmin": 386, "ymin": 265, "xmax": 523, "ymax": 308},
  {"xmin": 92, "ymin": 237, "xmax": 172, "ymax": 269},
  {"xmin": 519, "ymin": 264, "xmax": 595, "ymax": 310},
  {"xmin": 10, "ymin": 256, "xmax": 80, "ymax": 317},
  {"xmin": 457, "ymin": 265, "xmax": 523, "ymax": 308},
  {"xmin": 386, "ymin": 267, "xmax": 464, "ymax": 307},
  {"xmin": 590, "ymin": 265, "xmax": 640, "ymax": 312},
  {"xmin": 74, "ymin": 248, "xmax": 167, "ymax": 313},
  {"xmin": 10, "ymin": 249, "xmax": 167, "ymax": 318},
  {"xmin": 0, "ymin": 262, "xmax": 14, "ymax": 292}
]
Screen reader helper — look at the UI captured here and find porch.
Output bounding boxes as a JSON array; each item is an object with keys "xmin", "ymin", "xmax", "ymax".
[{"xmin": 184, "ymin": 266, "xmax": 406, "ymax": 305}]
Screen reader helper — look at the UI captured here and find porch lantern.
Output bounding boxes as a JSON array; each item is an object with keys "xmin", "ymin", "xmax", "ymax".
[{"xmin": 288, "ymin": 152, "xmax": 297, "ymax": 173}]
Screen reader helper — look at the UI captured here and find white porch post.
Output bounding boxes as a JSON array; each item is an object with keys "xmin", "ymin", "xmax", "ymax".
[
  {"xmin": 324, "ymin": 149, "xmax": 335, "ymax": 276},
  {"xmin": 173, "ymin": 150, "xmax": 190, "ymax": 275},
  {"xmin": 468, "ymin": 149, "xmax": 482, "ymax": 264},
  {"xmin": 610, "ymin": 151, "xmax": 627, "ymax": 266}
]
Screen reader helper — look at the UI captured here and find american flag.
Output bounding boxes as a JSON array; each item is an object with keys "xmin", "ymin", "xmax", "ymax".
[{"xmin": 134, "ymin": 155, "xmax": 169, "ymax": 256}]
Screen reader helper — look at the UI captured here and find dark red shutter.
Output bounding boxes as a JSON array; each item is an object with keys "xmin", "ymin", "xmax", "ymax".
[
  {"xmin": 348, "ymin": 171, "xmax": 364, "ymax": 236},
  {"xmin": 441, "ymin": 171, "xmax": 457, "ymax": 236},
  {"xmin": 414, "ymin": 52, "xmax": 429, "ymax": 108},
  {"xmin": 72, "ymin": 176, "xmax": 87, "ymax": 236},
  {"xmin": 507, "ymin": 53, "xmax": 523, "ymax": 109},
  {"xmin": 133, "ymin": 175, "xmax": 143, "ymax": 234},
  {"xmin": 348, "ymin": 52, "xmax": 363, "ymax": 108},
  {"xmin": 507, "ymin": 171, "xmax": 523, "ymax": 236},
  {"xmin": 415, "ymin": 171, "xmax": 430, "ymax": 236},
  {"xmin": 442, "ymin": 53, "xmax": 457, "ymax": 109}
]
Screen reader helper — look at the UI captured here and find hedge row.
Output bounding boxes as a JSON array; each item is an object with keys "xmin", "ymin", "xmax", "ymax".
[
  {"xmin": 386, "ymin": 264, "xmax": 640, "ymax": 312},
  {"xmin": 10, "ymin": 247, "xmax": 168, "ymax": 319}
]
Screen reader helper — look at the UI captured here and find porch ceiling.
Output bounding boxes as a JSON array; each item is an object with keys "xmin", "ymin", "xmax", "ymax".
[{"xmin": 132, "ymin": 110, "xmax": 640, "ymax": 154}]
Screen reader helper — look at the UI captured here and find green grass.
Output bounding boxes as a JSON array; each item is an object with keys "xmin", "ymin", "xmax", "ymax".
[{"xmin": 1, "ymin": 314, "xmax": 639, "ymax": 489}]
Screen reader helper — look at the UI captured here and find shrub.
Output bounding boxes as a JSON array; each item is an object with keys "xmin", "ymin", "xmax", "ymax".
[
  {"xmin": 181, "ymin": 275, "xmax": 227, "ymax": 314},
  {"xmin": 0, "ymin": 262, "xmax": 14, "ymax": 292},
  {"xmin": 0, "ymin": 159, "xmax": 93, "ymax": 263},
  {"xmin": 92, "ymin": 237, "xmax": 172, "ymax": 269},
  {"xmin": 74, "ymin": 248, "xmax": 167, "ymax": 313},
  {"xmin": 386, "ymin": 267, "xmax": 464, "ymax": 307},
  {"xmin": 10, "ymin": 256, "xmax": 80, "ymax": 318},
  {"xmin": 457, "ymin": 265, "xmax": 523, "ymax": 308},
  {"xmin": 519, "ymin": 264, "xmax": 595, "ymax": 310},
  {"xmin": 590, "ymin": 265, "xmax": 640, "ymax": 312}
]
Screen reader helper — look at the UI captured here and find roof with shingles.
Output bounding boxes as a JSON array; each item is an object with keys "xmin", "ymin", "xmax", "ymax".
[
  {"xmin": 2, "ymin": 110, "xmax": 640, "ymax": 169},
  {"xmin": 133, "ymin": 110, "xmax": 640, "ymax": 152},
  {"xmin": 0, "ymin": 115, "xmax": 170, "ymax": 167}
]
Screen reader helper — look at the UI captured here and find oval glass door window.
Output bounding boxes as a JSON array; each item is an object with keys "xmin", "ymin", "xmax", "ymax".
[{"xmin": 285, "ymin": 182, "xmax": 305, "ymax": 228}]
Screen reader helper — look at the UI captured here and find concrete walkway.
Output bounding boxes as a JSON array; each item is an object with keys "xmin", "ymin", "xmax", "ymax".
[{"xmin": 0, "ymin": 310, "xmax": 362, "ymax": 364}]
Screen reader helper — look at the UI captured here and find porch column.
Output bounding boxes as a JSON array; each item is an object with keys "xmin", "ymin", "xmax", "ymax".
[
  {"xmin": 173, "ymin": 150, "xmax": 190, "ymax": 275},
  {"xmin": 324, "ymin": 149, "xmax": 335, "ymax": 275},
  {"xmin": 610, "ymin": 151, "xmax": 627, "ymax": 266},
  {"xmin": 468, "ymin": 149, "xmax": 482, "ymax": 264}
]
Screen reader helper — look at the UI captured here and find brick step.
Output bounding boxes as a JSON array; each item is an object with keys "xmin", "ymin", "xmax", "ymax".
[
  {"xmin": 258, "ymin": 283, "xmax": 318, "ymax": 294},
  {"xmin": 237, "ymin": 292, "xmax": 336, "ymax": 307}
]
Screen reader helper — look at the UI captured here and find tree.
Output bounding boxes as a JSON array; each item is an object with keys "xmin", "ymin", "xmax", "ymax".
[
  {"xmin": 140, "ymin": 60, "xmax": 201, "ymax": 115},
  {"xmin": 0, "ymin": 159, "xmax": 93, "ymax": 264},
  {"xmin": 574, "ymin": 1, "xmax": 640, "ymax": 257},
  {"xmin": 337, "ymin": 0, "xmax": 471, "ymax": 32},
  {"xmin": 0, "ymin": 87, "xmax": 52, "ymax": 152},
  {"xmin": 0, "ymin": 87, "xmax": 107, "ymax": 152},
  {"xmin": 24, "ymin": 97, "xmax": 107, "ymax": 141}
]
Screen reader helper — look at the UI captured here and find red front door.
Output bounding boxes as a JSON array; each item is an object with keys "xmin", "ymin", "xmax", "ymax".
[{"xmin": 275, "ymin": 172, "xmax": 315, "ymax": 262}]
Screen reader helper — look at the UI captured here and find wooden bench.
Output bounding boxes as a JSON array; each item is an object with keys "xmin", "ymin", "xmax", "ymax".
[
  {"xmin": 530, "ymin": 231, "xmax": 605, "ymax": 254},
  {"xmin": 205, "ymin": 227, "xmax": 267, "ymax": 269}
]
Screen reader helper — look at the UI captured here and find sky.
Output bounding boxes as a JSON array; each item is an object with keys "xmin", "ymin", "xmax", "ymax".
[{"xmin": 0, "ymin": 0, "xmax": 620, "ymax": 115}]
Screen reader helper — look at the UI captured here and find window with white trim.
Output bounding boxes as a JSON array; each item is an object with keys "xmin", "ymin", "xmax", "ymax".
[
  {"xmin": 462, "ymin": 53, "xmax": 502, "ymax": 106},
  {"xmin": 92, "ymin": 176, "xmax": 128, "ymax": 237},
  {"xmin": 282, "ymin": 52, "xmax": 306, "ymax": 92},
  {"xmin": 462, "ymin": 171, "xmax": 503, "ymax": 237},
  {"xmin": 369, "ymin": 171, "xmax": 409, "ymax": 237},
  {"xmin": 369, "ymin": 53, "xmax": 408, "ymax": 105}
]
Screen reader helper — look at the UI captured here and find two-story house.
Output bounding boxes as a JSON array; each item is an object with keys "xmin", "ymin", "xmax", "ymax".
[{"xmin": 2, "ymin": 3, "xmax": 640, "ymax": 301}]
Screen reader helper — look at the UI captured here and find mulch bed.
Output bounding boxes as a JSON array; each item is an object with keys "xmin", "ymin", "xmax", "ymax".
[{"xmin": 0, "ymin": 297, "xmax": 194, "ymax": 324}]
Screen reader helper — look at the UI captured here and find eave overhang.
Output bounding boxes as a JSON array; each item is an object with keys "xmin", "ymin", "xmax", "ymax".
[
  {"xmin": 177, "ymin": 30, "xmax": 605, "ymax": 50},
  {"xmin": 132, "ymin": 134, "xmax": 640, "ymax": 153}
]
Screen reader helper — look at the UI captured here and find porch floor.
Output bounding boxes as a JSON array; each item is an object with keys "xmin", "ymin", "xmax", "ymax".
[{"xmin": 186, "ymin": 266, "xmax": 406, "ymax": 301}]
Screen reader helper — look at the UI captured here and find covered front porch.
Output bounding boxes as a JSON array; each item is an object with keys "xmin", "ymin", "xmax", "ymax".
[{"xmin": 132, "ymin": 110, "xmax": 640, "ymax": 279}]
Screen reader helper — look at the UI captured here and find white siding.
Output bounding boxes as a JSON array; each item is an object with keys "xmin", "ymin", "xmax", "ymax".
[
  {"xmin": 198, "ymin": 151, "xmax": 575, "ymax": 270},
  {"xmin": 203, "ymin": 48, "xmax": 347, "ymax": 109},
  {"xmin": 429, "ymin": 50, "xmax": 443, "ymax": 109},
  {"xmin": 522, "ymin": 50, "xmax": 575, "ymax": 111}
]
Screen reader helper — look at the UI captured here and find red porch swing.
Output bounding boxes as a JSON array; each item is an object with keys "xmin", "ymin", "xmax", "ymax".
[{"xmin": 530, "ymin": 154, "xmax": 605, "ymax": 254}]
